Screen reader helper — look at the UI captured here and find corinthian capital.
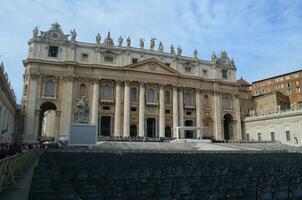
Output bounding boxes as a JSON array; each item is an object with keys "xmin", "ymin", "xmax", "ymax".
[{"xmin": 30, "ymin": 73, "xmax": 40, "ymax": 80}]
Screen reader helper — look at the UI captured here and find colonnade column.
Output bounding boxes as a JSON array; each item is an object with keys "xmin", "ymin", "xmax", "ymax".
[
  {"xmin": 172, "ymin": 86, "xmax": 178, "ymax": 138},
  {"xmin": 123, "ymin": 81, "xmax": 130, "ymax": 137},
  {"xmin": 159, "ymin": 84, "xmax": 165, "ymax": 138},
  {"xmin": 195, "ymin": 89, "xmax": 202, "ymax": 138},
  {"xmin": 138, "ymin": 82, "xmax": 145, "ymax": 137},
  {"xmin": 114, "ymin": 81, "xmax": 122, "ymax": 137},
  {"xmin": 91, "ymin": 79, "xmax": 99, "ymax": 125},
  {"xmin": 178, "ymin": 87, "xmax": 184, "ymax": 138}
]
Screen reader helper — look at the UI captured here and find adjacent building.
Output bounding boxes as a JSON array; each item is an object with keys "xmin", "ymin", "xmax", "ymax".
[
  {"xmin": 0, "ymin": 62, "xmax": 20, "ymax": 143},
  {"xmin": 21, "ymin": 23, "xmax": 242, "ymax": 143}
]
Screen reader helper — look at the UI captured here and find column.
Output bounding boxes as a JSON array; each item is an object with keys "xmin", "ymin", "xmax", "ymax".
[
  {"xmin": 213, "ymin": 83, "xmax": 222, "ymax": 140},
  {"xmin": 138, "ymin": 82, "xmax": 145, "ymax": 137},
  {"xmin": 114, "ymin": 81, "xmax": 122, "ymax": 137},
  {"xmin": 172, "ymin": 86, "xmax": 178, "ymax": 138},
  {"xmin": 178, "ymin": 87, "xmax": 184, "ymax": 138},
  {"xmin": 123, "ymin": 81, "xmax": 130, "ymax": 137},
  {"xmin": 59, "ymin": 75, "xmax": 74, "ymax": 137},
  {"xmin": 234, "ymin": 96, "xmax": 242, "ymax": 140},
  {"xmin": 91, "ymin": 79, "xmax": 100, "ymax": 125},
  {"xmin": 55, "ymin": 111, "xmax": 61, "ymax": 141},
  {"xmin": 159, "ymin": 84, "xmax": 165, "ymax": 138},
  {"xmin": 33, "ymin": 109, "xmax": 40, "ymax": 136},
  {"xmin": 195, "ymin": 89, "xmax": 202, "ymax": 138},
  {"xmin": 24, "ymin": 73, "xmax": 39, "ymax": 143}
]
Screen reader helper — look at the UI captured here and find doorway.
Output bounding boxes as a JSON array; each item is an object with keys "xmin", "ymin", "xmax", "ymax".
[
  {"xmin": 185, "ymin": 120, "xmax": 193, "ymax": 138},
  {"xmin": 147, "ymin": 118, "xmax": 156, "ymax": 138},
  {"xmin": 100, "ymin": 116, "xmax": 111, "ymax": 136},
  {"xmin": 223, "ymin": 114, "xmax": 233, "ymax": 140}
]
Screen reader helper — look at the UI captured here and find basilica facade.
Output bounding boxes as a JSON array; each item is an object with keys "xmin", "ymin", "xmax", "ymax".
[{"xmin": 21, "ymin": 23, "xmax": 241, "ymax": 142}]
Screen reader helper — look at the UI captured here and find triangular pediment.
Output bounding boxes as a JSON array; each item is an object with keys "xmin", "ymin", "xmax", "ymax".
[{"xmin": 123, "ymin": 58, "xmax": 179, "ymax": 75}]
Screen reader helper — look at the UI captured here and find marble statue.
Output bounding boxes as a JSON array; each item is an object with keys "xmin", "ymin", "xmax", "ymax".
[
  {"xmin": 177, "ymin": 46, "xmax": 182, "ymax": 56},
  {"xmin": 211, "ymin": 52, "xmax": 217, "ymax": 61},
  {"xmin": 277, "ymin": 105, "xmax": 281, "ymax": 113},
  {"xmin": 158, "ymin": 42, "xmax": 163, "ymax": 52},
  {"xmin": 126, "ymin": 36, "xmax": 131, "ymax": 47},
  {"xmin": 70, "ymin": 29, "xmax": 77, "ymax": 41},
  {"xmin": 77, "ymin": 96, "xmax": 89, "ymax": 123},
  {"xmin": 118, "ymin": 36, "xmax": 123, "ymax": 47},
  {"xmin": 170, "ymin": 44, "xmax": 175, "ymax": 55},
  {"xmin": 33, "ymin": 26, "xmax": 38, "ymax": 38},
  {"xmin": 96, "ymin": 33, "xmax": 101, "ymax": 44},
  {"xmin": 139, "ymin": 38, "xmax": 144, "ymax": 49},
  {"xmin": 194, "ymin": 49, "xmax": 198, "ymax": 58},
  {"xmin": 150, "ymin": 38, "xmax": 156, "ymax": 50}
]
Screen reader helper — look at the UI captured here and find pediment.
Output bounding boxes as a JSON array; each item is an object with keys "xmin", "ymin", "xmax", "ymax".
[{"xmin": 123, "ymin": 58, "xmax": 179, "ymax": 75}]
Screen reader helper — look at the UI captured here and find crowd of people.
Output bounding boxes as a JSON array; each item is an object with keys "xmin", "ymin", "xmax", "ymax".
[{"xmin": 0, "ymin": 143, "xmax": 44, "ymax": 160}]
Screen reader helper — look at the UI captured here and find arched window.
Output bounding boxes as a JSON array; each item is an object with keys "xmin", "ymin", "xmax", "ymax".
[
  {"xmin": 131, "ymin": 88, "xmax": 137, "ymax": 102},
  {"xmin": 45, "ymin": 80, "xmax": 55, "ymax": 96},
  {"xmin": 147, "ymin": 88, "xmax": 155, "ymax": 102},
  {"xmin": 102, "ymin": 85, "xmax": 111, "ymax": 99},
  {"xmin": 204, "ymin": 95, "xmax": 209, "ymax": 105},
  {"xmin": 165, "ymin": 91, "xmax": 171, "ymax": 104},
  {"xmin": 223, "ymin": 97, "xmax": 231, "ymax": 109},
  {"xmin": 79, "ymin": 83, "xmax": 87, "ymax": 97},
  {"xmin": 184, "ymin": 92, "xmax": 192, "ymax": 105}
]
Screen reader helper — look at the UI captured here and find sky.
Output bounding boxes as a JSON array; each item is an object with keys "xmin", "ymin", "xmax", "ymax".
[{"xmin": 0, "ymin": 0, "xmax": 301, "ymax": 103}]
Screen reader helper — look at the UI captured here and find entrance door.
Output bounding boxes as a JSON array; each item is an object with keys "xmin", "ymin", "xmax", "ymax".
[
  {"xmin": 147, "ymin": 118, "xmax": 156, "ymax": 138},
  {"xmin": 130, "ymin": 125, "xmax": 137, "ymax": 137},
  {"xmin": 100, "ymin": 116, "xmax": 111, "ymax": 136},
  {"xmin": 223, "ymin": 114, "xmax": 233, "ymax": 140},
  {"xmin": 185, "ymin": 120, "xmax": 193, "ymax": 138}
]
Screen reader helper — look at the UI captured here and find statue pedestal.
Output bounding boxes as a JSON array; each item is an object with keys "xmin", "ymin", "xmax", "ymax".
[{"xmin": 69, "ymin": 123, "xmax": 97, "ymax": 147}]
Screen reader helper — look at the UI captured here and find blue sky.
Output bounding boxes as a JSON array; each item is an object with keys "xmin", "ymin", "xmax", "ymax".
[{"xmin": 0, "ymin": 0, "xmax": 301, "ymax": 102}]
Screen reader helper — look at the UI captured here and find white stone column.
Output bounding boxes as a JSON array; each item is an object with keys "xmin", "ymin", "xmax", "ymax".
[
  {"xmin": 159, "ymin": 84, "xmax": 165, "ymax": 138},
  {"xmin": 234, "ymin": 96, "xmax": 242, "ymax": 140},
  {"xmin": 114, "ymin": 81, "xmax": 122, "ymax": 137},
  {"xmin": 178, "ymin": 87, "xmax": 184, "ymax": 138},
  {"xmin": 172, "ymin": 86, "xmax": 178, "ymax": 138},
  {"xmin": 138, "ymin": 82, "xmax": 145, "ymax": 137},
  {"xmin": 91, "ymin": 79, "xmax": 99, "ymax": 125},
  {"xmin": 24, "ymin": 73, "xmax": 39, "ymax": 143},
  {"xmin": 123, "ymin": 81, "xmax": 130, "ymax": 137},
  {"xmin": 213, "ymin": 84, "xmax": 222, "ymax": 140},
  {"xmin": 195, "ymin": 89, "xmax": 202, "ymax": 138},
  {"xmin": 59, "ymin": 75, "xmax": 74, "ymax": 138}
]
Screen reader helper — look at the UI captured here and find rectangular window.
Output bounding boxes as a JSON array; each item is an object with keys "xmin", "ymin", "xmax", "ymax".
[
  {"xmin": 286, "ymin": 131, "xmax": 290, "ymax": 141},
  {"xmin": 81, "ymin": 53, "xmax": 89, "ymax": 61},
  {"xmin": 131, "ymin": 107, "xmax": 137, "ymax": 112},
  {"xmin": 104, "ymin": 56, "xmax": 114, "ymax": 62},
  {"xmin": 202, "ymin": 69, "xmax": 208, "ymax": 76},
  {"xmin": 165, "ymin": 109, "xmax": 170, "ymax": 114},
  {"xmin": 48, "ymin": 46, "xmax": 58, "ymax": 57},
  {"xmin": 271, "ymin": 132, "xmax": 275, "ymax": 142},
  {"xmin": 132, "ymin": 58, "xmax": 138, "ymax": 64},
  {"xmin": 165, "ymin": 63, "xmax": 170, "ymax": 67},
  {"xmin": 103, "ymin": 106, "xmax": 110, "ymax": 110},
  {"xmin": 222, "ymin": 69, "xmax": 228, "ymax": 79},
  {"xmin": 185, "ymin": 66, "xmax": 191, "ymax": 73},
  {"xmin": 296, "ymin": 87, "xmax": 301, "ymax": 93},
  {"xmin": 186, "ymin": 111, "xmax": 192, "ymax": 115}
]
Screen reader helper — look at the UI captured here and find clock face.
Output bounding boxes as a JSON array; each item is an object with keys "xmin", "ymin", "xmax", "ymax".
[{"xmin": 51, "ymin": 31, "xmax": 59, "ymax": 39}]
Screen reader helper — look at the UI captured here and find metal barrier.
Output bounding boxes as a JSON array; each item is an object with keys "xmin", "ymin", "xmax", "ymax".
[{"xmin": 0, "ymin": 150, "xmax": 40, "ymax": 192}]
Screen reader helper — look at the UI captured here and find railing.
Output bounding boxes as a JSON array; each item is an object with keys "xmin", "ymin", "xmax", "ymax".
[{"xmin": 0, "ymin": 150, "xmax": 40, "ymax": 192}]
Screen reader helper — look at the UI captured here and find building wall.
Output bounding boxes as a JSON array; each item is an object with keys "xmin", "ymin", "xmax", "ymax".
[
  {"xmin": 251, "ymin": 70, "xmax": 302, "ymax": 107},
  {"xmin": 21, "ymin": 23, "xmax": 242, "ymax": 142},
  {"xmin": 244, "ymin": 110, "xmax": 302, "ymax": 145}
]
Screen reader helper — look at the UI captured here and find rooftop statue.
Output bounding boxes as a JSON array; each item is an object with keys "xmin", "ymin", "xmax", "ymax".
[
  {"xmin": 33, "ymin": 26, "xmax": 38, "ymax": 38},
  {"xmin": 126, "ymin": 36, "xmax": 131, "ymax": 47},
  {"xmin": 139, "ymin": 38, "xmax": 144, "ymax": 49},
  {"xmin": 194, "ymin": 49, "xmax": 198, "ymax": 59},
  {"xmin": 118, "ymin": 36, "xmax": 123, "ymax": 47},
  {"xmin": 177, "ymin": 46, "xmax": 182, "ymax": 56},
  {"xmin": 211, "ymin": 52, "xmax": 217, "ymax": 61},
  {"xmin": 96, "ymin": 33, "xmax": 101, "ymax": 44},
  {"xmin": 70, "ymin": 29, "xmax": 77, "ymax": 41},
  {"xmin": 170, "ymin": 44, "xmax": 175, "ymax": 55},
  {"xmin": 150, "ymin": 38, "xmax": 156, "ymax": 50},
  {"xmin": 77, "ymin": 96, "xmax": 89, "ymax": 123},
  {"xmin": 158, "ymin": 42, "xmax": 163, "ymax": 52}
]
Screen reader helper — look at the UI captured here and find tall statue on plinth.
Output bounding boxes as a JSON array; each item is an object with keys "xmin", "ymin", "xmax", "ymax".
[{"xmin": 77, "ymin": 96, "xmax": 89, "ymax": 123}]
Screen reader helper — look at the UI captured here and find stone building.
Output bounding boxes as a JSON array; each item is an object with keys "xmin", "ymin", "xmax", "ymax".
[
  {"xmin": 244, "ymin": 109, "xmax": 302, "ymax": 144},
  {"xmin": 0, "ymin": 62, "xmax": 20, "ymax": 143},
  {"xmin": 21, "ymin": 23, "xmax": 242, "ymax": 142},
  {"xmin": 251, "ymin": 69, "xmax": 302, "ymax": 108}
]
